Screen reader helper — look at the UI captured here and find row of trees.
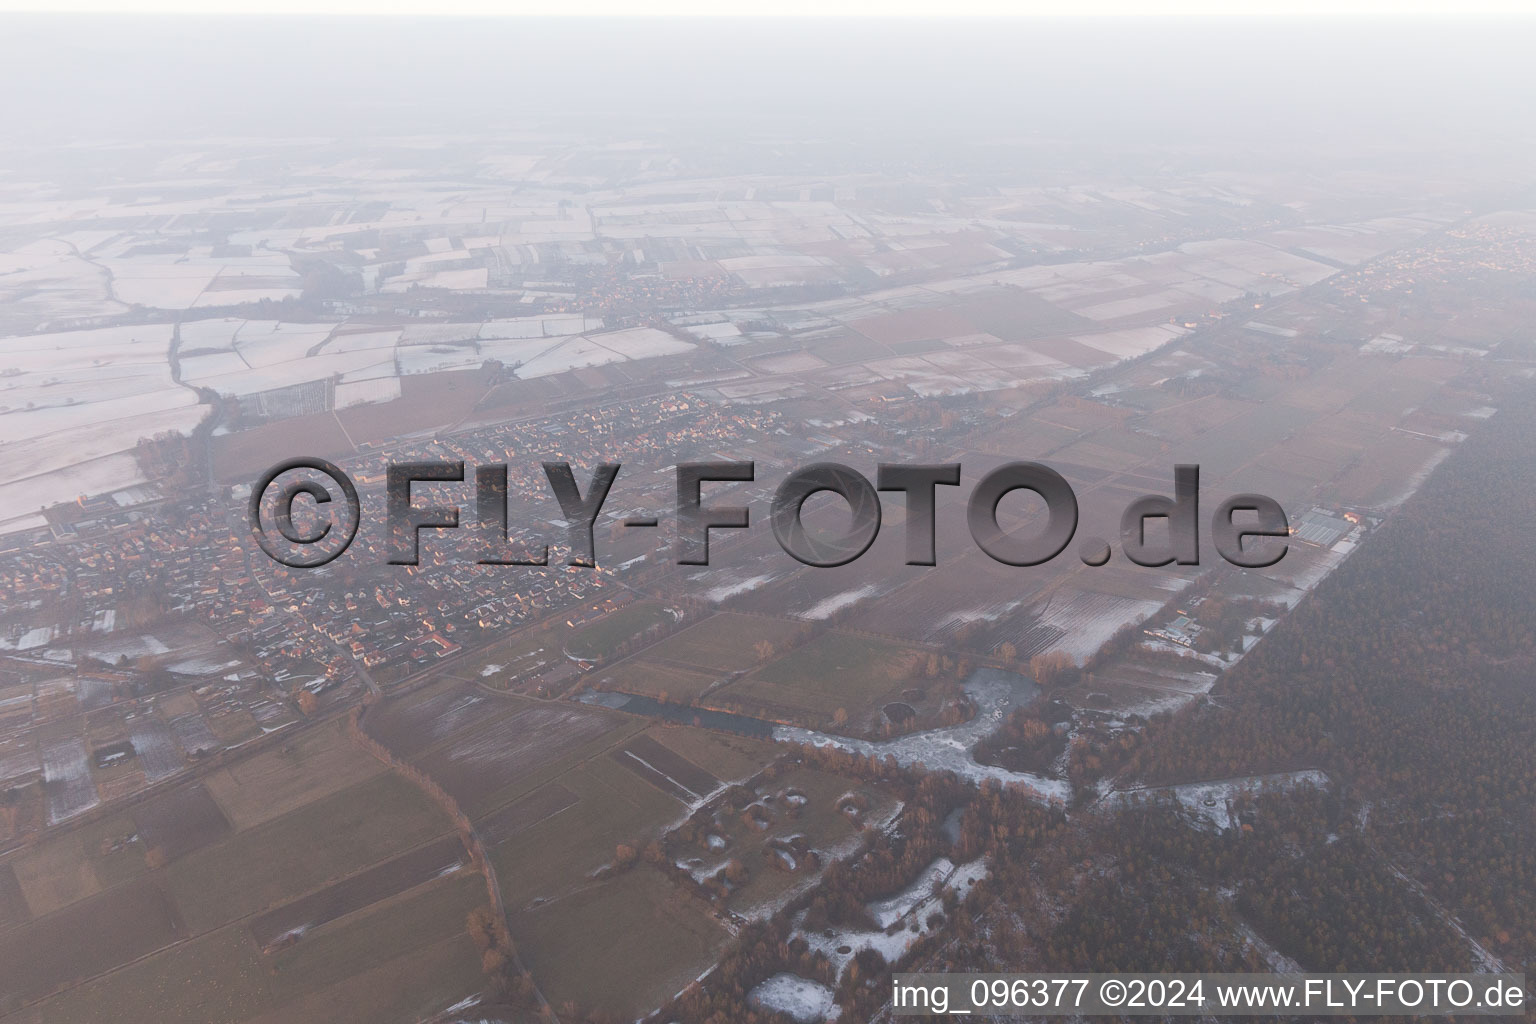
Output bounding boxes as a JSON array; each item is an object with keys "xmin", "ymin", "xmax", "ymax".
[{"xmin": 348, "ymin": 701, "xmax": 543, "ymax": 1010}]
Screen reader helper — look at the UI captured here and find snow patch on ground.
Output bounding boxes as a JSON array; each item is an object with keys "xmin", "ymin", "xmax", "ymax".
[
  {"xmin": 776, "ymin": 668, "xmax": 1068, "ymax": 801},
  {"xmin": 869, "ymin": 857, "xmax": 955, "ymax": 929},
  {"xmin": 84, "ymin": 633, "xmax": 170, "ymax": 661},
  {"xmin": 797, "ymin": 585, "xmax": 878, "ymax": 621},
  {"xmin": 797, "ymin": 856, "xmax": 989, "ymax": 979},
  {"xmin": 699, "ymin": 572, "xmax": 777, "ymax": 603},
  {"xmin": 1110, "ymin": 769, "xmax": 1329, "ymax": 832}
]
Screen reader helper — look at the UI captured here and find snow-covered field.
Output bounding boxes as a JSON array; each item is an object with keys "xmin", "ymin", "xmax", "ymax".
[
  {"xmin": 83, "ymin": 632, "xmax": 171, "ymax": 662},
  {"xmin": 513, "ymin": 328, "xmax": 694, "ymax": 379},
  {"xmin": 776, "ymin": 668, "xmax": 1069, "ymax": 802},
  {"xmin": 480, "ymin": 315, "xmax": 601, "ymax": 340},
  {"xmin": 334, "ymin": 376, "xmax": 402, "ymax": 408},
  {"xmin": 99, "ymin": 250, "xmax": 300, "ymax": 309},
  {"xmin": 129, "ymin": 719, "xmax": 186, "ymax": 782},
  {"xmin": 869, "ymin": 856, "xmax": 963, "ymax": 929},
  {"xmin": 0, "ymin": 323, "xmax": 209, "ymax": 531},
  {"xmin": 0, "ymin": 239, "xmax": 123, "ymax": 324},
  {"xmin": 1030, "ymin": 590, "xmax": 1174, "ymax": 665},
  {"xmin": 1070, "ymin": 324, "xmax": 1188, "ymax": 359}
]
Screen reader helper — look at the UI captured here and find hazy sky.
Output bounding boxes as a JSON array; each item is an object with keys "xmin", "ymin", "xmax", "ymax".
[
  {"xmin": 2, "ymin": 1, "xmax": 1535, "ymax": 13},
  {"xmin": 1, "ymin": 13, "xmax": 1533, "ymax": 169}
]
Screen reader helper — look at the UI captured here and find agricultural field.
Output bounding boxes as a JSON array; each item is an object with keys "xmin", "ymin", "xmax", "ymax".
[
  {"xmin": 406, "ymin": 699, "xmax": 634, "ymax": 817},
  {"xmin": 633, "ymin": 613, "xmax": 811, "ymax": 675},
  {"xmin": 478, "ymin": 782, "xmax": 580, "ymax": 846},
  {"xmin": 247, "ymin": 835, "xmax": 469, "ymax": 949},
  {"xmin": 164, "ymin": 772, "xmax": 453, "ymax": 934},
  {"xmin": 0, "ymin": 876, "xmax": 184, "ymax": 1007},
  {"xmin": 612, "ymin": 731, "xmax": 717, "ymax": 797},
  {"xmin": 477, "ymin": 723, "xmax": 770, "ymax": 910},
  {"xmin": 489, "ymin": 753, "xmax": 687, "ymax": 910},
  {"xmin": 4, "ymin": 736, "xmax": 470, "ymax": 1022},
  {"xmin": 632, "ymin": 724, "xmax": 778, "ymax": 785},
  {"xmin": 4, "ymin": 822, "xmax": 120, "ymax": 914},
  {"xmin": 362, "ymin": 681, "xmax": 505, "ymax": 759},
  {"xmin": 449, "ymin": 619, "xmax": 568, "ymax": 693},
  {"xmin": 590, "ymin": 657, "xmax": 722, "ymax": 703},
  {"xmin": 1322, "ymin": 431, "xmax": 1452, "ymax": 509},
  {"xmin": 29, "ymin": 871, "xmax": 487, "ymax": 1024},
  {"xmin": 201, "ymin": 718, "xmax": 386, "ymax": 830},
  {"xmin": 131, "ymin": 785, "xmax": 230, "ymax": 863},
  {"xmin": 0, "ymin": 865, "xmax": 26, "ymax": 931},
  {"xmin": 562, "ymin": 599, "xmax": 683, "ymax": 662},
  {"xmin": 358, "ymin": 676, "xmax": 769, "ymax": 939}
]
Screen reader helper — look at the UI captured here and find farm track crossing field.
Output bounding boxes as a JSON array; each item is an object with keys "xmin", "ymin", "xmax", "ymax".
[
  {"xmin": 202, "ymin": 719, "xmax": 385, "ymax": 830},
  {"xmin": 410, "ymin": 701, "xmax": 621, "ymax": 814},
  {"xmin": 248, "ymin": 834, "xmax": 467, "ymax": 949},
  {"xmin": 3, "ymin": 808, "xmax": 168, "ymax": 919},
  {"xmin": 165, "ymin": 772, "xmax": 451, "ymax": 935},
  {"xmin": 636, "ymin": 725, "xmax": 779, "ymax": 784},
  {"xmin": 612, "ymin": 733, "xmax": 721, "ymax": 801},
  {"xmin": 30, "ymin": 907, "xmax": 270, "ymax": 1024},
  {"xmin": 253, "ymin": 932, "xmax": 485, "ymax": 1024},
  {"xmin": 1325, "ymin": 431, "xmax": 1450, "ymax": 508},
  {"xmin": 490, "ymin": 756, "xmax": 686, "ymax": 909},
  {"xmin": 613, "ymin": 747, "xmax": 693, "ymax": 802},
  {"xmin": 335, "ymin": 369, "xmax": 492, "ymax": 447},
  {"xmin": 0, "ymin": 877, "xmax": 183, "ymax": 1006},
  {"xmin": 30, "ymin": 873, "xmax": 487, "ymax": 1024},
  {"xmin": 131, "ymin": 783, "xmax": 232, "ymax": 863},
  {"xmin": 475, "ymin": 722, "xmax": 776, "ymax": 908}
]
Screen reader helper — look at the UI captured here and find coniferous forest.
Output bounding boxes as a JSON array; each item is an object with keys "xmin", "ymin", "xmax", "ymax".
[{"xmin": 662, "ymin": 379, "xmax": 1536, "ymax": 1024}]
